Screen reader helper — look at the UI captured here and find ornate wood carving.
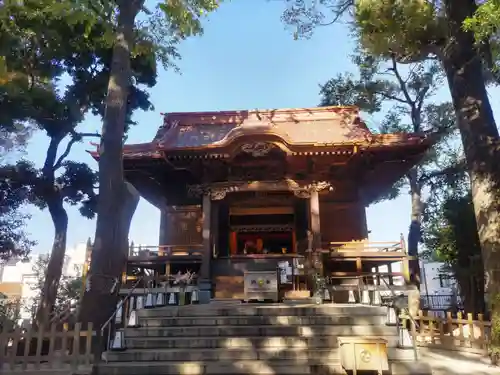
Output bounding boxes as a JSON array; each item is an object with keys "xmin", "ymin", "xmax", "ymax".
[
  {"xmin": 187, "ymin": 185, "xmax": 233, "ymax": 201},
  {"xmin": 240, "ymin": 142, "xmax": 275, "ymax": 157},
  {"xmin": 187, "ymin": 179, "xmax": 334, "ymax": 200},
  {"xmin": 230, "ymin": 224, "xmax": 294, "ymax": 233},
  {"xmin": 210, "ymin": 188, "xmax": 228, "ymax": 201},
  {"xmin": 293, "ymin": 190, "xmax": 311, "ymax": 199},
  {"xmin": 292, "ymin": 181, "xmax": 333, "ymax": 199}
]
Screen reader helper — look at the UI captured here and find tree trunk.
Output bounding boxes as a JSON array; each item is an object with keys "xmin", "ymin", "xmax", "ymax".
[
  {"xmin": 35, "ymin": 196, "xmax": 68, "ymax": 326},
  {"xmin": 78, "ymin": 1, "xmax": 143, "ymax": 328},
  {"xmin": 35, "ymin": 135, "xmax": 68, "ymax": 327},
  {"xmin": 407, "ymin": 168, "xmax": 423, "ymax": 286},
  {"xmin": 455, "ymin": 267, "xmax": 485, "ymax": 315},
  {"xmin": 443, "ymin": 0, "xmax": 500, "ymax": 353}
]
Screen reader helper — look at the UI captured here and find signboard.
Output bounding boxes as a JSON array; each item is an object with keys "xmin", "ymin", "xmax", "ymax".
[{"xmin": 244, "ymin": 271, "xmax": 278, "ymax": 302}]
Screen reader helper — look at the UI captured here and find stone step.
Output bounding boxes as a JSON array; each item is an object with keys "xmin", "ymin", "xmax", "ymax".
[
  {"xmin": 138, "ymin": 304, "xmax": 387, "ymax": 318},
  {"xmin": 96, "ymin": 359, "xmax": 429, "ymax": 375},
  {"xmin": 96, "ymin": 360, "xmax": 319, "ymax": 375},
  {"xmin": 124, "ymin": 324, "xmax": 397, "ymax": 338},
  {"xmin": 104, "ymin": 346, "xmax": 415, "ymax": 363},
  {"xmin": 139, "ymin": 314, "xmax": 387, "ymax": 327},
  {"xmin": 124, "ymin": 335, "xmax": 400, "ymax": 349}
]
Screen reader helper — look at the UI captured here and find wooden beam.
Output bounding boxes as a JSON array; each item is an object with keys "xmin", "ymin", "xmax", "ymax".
[{"xmin": 229, "ymin": 206, "xmax": 293, "ymax": 215}]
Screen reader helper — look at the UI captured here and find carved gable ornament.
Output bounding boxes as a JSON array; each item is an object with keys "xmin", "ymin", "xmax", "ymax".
[
  {"xmin": 240, "ymin": 142, "xmax": 274, "ymax": 157},
  {"xmin": 155, "ymin": 117, "xmax": 180, "ymax": 147}
]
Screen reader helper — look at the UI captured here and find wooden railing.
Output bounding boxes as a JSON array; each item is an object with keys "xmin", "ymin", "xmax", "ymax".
[
  {"xmin": 326, "ymin": 240, "xmax": 405, "ymax": 253},
  {"xmin": 0, "ymin": 323, "xmax": 95, "ymax": 372},
  {"xmin": 128, "ymin": 241, "xmax": 407, "ymax": 259},
  {"xmin": 410, "ymin": 311, "xmax": 490, "ymax": 354},
  {"xmin": 128, "ymin": 244, "xmax": 203, "ymax": 257},
  {"xmin": 323, "ymin": 273, "xmax": 408, "ymax": 291}
]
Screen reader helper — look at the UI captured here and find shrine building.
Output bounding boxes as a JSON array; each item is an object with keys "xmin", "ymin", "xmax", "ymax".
[{"xmin": 91, "ymin": 106, "xmax": 432, "ymax": 300}]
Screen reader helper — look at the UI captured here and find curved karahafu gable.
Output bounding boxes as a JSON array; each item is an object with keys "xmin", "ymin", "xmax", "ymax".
[{"xmin": 153, "ymin": 106, "xmax": 371, "ymax": 150}]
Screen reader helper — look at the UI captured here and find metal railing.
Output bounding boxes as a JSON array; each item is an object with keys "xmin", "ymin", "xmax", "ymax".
[
  {"xmin": 318, "ymin": 274, "xmax": 420, "ymax": 362},
  {"xmin": 380, "ymin": 277, "xmax": 419, "ymax": 361},
  {"xmin": 99, "ymin": 276, "xmax": 145, "ymax": 359}
]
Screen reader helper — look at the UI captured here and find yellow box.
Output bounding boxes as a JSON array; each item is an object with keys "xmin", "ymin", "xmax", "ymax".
[{"xmin": 338, "ymin": 337, "xmax": 389, "ymax": 374}]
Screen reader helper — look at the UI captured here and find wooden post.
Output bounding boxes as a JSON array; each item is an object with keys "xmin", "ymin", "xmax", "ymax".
[
  {"xmin": 158, "ymin": 208, "xmax": 168, "ymax": 246},
  {"xmin": 211, "ymin": 200, "xmax": 219, "ymax": 258},
  {"xmin": 309, "ymin": 190, "xmax": 321, "ymax": 250},
  {"xmin": 201, "ymin": 193, "xmax": 211, "ymax": 280},
  {"xmin": 229, "ymin": 231, "xmax": 237, "ymax": 255},
  {"xmin": 387, "ymin": 263, "xmax": 394, "ymax": 285}
]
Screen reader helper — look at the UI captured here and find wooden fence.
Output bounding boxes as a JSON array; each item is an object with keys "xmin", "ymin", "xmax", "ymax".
[
  {"xmin": 0, "ymin": 323, "xmax": 95, "ymax": 372},
  {"xmin": 411, "ymin": 311, "xmax": 491, "ymax": 354}
]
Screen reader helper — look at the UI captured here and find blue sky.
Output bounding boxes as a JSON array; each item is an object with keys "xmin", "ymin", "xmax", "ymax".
[{"xmin": 20, "ymin": 1, "xmax": 500, "ymax": 254}]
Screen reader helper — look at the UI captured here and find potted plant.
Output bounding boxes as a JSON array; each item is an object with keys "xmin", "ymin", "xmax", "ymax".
[
  {"xmin": 312, "ymin": 272, "xmax": 326, "ymax": 305},
  {"xmin": 173, "ymin": 271, "xmax": 195, "ymax": 305}
]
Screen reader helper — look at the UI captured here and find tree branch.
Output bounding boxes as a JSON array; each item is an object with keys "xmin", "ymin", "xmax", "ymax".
[
  {"xmin": 54, "ymin": 137, "xmax": 78, "ymax": 172},
  {"xmin": 77, "ymin": 132, "xmax": 102, "ymax": 139},
  {"xmin": 415, "ymin": 85, "xmax": 429, "ymax": 119},
  {"xmin": 389, "ymin": 54, "xmax": 426, "ymax": 132},
  {"xmin": 389, "ymin": 54, "xmax": 415, "ymax": 107},
  {"xmin": 319, "ymin": 0, "xmax": 353, "ymax": 26},
  {"xmin": 376, "ymin": 90, "xmax": 408, "ymax": 104},
  {"xmin": 43, "ymin": 137, "xmax": 62, "ymax": 177},
  {"xmin": 418, "ymin": 160, "xmax": 466, "ymax": 184},
  {"xmin": 54, "ymin": 131, "xmax": 101, "ymax": 171}
]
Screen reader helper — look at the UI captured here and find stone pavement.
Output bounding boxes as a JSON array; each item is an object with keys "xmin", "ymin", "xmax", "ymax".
[{"xmin": 418, "ymin": 348, "xmax": 498, "ymax": 375}]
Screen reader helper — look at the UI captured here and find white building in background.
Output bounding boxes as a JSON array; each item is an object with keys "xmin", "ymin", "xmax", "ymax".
[
  {"xmin": 372, "ymin": 260, "xmax": 457, "ymax": 293},
  {"xmin": 419, "ymin": 261, "xmax": 456, "ymax": 296},
  {"xmin": 372, "ymin": 259, "xmax": 460, "ymax": 314},
  {"xmin": 0, "ymin": 242, "xmax": 89, "ymax": 325},
  {"xmin": 62, "ymin": 242, "xmax": 88, "ymax": 277}
]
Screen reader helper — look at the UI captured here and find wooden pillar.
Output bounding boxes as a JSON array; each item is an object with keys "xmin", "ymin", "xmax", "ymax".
[
  {"xmin": 158, "ymin": 208, "xmax": 170, "ymax": 275},
  {"xmin": 229, "ymin": 231, "xmax": 237, "ymax": 255},
  {"xmin": 158, "ymin": 208, "xmax": 167, "ymax": 246},
  {"xmin": 201, "ymin": 194, "xmax": 211, "ymax": 280},
  {"xmin": 387, "ymin": 262, "xmax": 394, "ymax": 285},
  {"xmin": 211, "ymin": 201, "xmax": 219, "ymax": 258},
  {"xmin": 309, "ymin": 190, "xmax": 321, "ymax": 250}
]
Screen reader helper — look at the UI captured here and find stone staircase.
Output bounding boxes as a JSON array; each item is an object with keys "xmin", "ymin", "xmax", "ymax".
[{"xmin": 97, "ymin": 302, "xmax": 429, "ymax": 375}]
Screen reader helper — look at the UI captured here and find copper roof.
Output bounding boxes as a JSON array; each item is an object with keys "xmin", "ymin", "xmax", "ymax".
[{"xmin": 89, "ymin": 106, "xmax": 433, "ymax": 159}]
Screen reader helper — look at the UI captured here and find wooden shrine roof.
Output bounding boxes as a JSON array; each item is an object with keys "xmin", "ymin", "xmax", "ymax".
[
  {"xmin": 87, "ymin": 106, "xmax": 435, "ymax": 206},
  {"xmin": 88, "ymin": 106, "xmax": 434, "ymax": 159}
]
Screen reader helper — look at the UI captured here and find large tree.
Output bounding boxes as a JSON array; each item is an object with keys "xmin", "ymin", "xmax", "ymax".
[
  {"xmin": 78, "ymin": 0, "xmax": 222, "ymax": 327},
  {"xmin": 282, "ymin": 0, "xmax": 500, "ymax": 355},
  {"xmin": 0, "ymin": 0, "xmax": 158, "ymax": 326}
]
